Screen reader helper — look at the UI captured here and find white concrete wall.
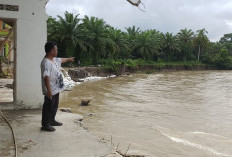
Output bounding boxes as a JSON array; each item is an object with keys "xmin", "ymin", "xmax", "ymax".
[{"xmin": 0, "ymin": 0, "xmax": 49, "ymax": 108}]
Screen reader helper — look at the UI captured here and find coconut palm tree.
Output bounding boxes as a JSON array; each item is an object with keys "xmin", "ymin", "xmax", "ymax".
[
  {"xmin": 125, "ymin": 25, "xmax": 141, "ymax": 36},
  {"xmin": 132, "ymin": 31, "xmax": 159, "ymax": 61},
  {"xmin": 178, "ymin": 28, "xmax": 194, "ymax": 43},
  {"xmin": 82, "ymin": 16, "xmax": 114, "ymax": 64},
  {"xmin": 194, "ymin": 28, "xmax": 209, "ymax": 61},
  {"xmin": 107, "ymin": 28, "xmax": 129, "ymax": 59},
  {"xmin": 177, "ymin": 28, "xmax": 194, "ymax": 61},
  {"xmin": 57, "ymin": 11, "xmax": 88, "ymax": 57},
  {"xmin": 47, "ymin": 17, "xmax": 60, "ymax": 42},
  {"xmin": 124, "ymin": 26, "xmax": 142, "ymax": 59},
  {"xmin": 160, "ymin": 32, "xmax": 180, "ymax": 61}
]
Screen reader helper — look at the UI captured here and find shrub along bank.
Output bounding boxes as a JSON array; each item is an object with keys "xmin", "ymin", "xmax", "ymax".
[{"xmin": 98, "ymin": 59, "xmax": 214, "ymax": 75}]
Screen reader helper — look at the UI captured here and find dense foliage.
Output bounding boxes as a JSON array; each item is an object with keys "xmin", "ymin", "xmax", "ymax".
[{"xmin": 47, "ymin": 11, "xmax": 232, "ymax": 70}]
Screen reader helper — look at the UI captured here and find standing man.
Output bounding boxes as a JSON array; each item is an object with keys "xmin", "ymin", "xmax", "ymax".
[{"xmin": 40, "ymin": 41, "xmax": 74, "ymax": 131}]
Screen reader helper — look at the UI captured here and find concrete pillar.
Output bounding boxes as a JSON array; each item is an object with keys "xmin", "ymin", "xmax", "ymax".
[{"xmin": 0, "ymin": 0, "xmax": 49, "ymax": 108}]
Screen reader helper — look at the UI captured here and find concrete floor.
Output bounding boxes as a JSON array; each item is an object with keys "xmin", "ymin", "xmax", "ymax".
[{"xmin": 0, "ymin": 110, "xmax": 116, "ymax": 157}]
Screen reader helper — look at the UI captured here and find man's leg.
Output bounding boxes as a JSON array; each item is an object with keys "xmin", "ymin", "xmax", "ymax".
[
  {"xmin": 51, "ymin": 93, "xmax": 62, "ymax": 126},
  {"xmin": 42, "ymin": 96, "xmax": 52, "ymax": 126},
  {"xmin": 41, "ymin": 96, "xmax": 56, "ymax": 131}
]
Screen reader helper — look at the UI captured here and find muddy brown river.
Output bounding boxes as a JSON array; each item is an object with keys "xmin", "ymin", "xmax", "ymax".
[{"xmin": 60, "ymin": 71, "xmax": 232, "ymax": 157}]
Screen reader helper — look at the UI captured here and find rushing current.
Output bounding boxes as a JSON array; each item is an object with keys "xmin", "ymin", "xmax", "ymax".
[{"xmin": 60, "ymin": 71, "xmax": 232, "ymax": 157}]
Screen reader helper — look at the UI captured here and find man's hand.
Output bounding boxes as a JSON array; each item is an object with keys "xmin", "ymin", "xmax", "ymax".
[
  {"xmin": 61, "ymin": 57, "xmax": 75, "ymax": 63},
  {"xmin": 68, "ymin": 57, "xmax": 75, "ymax": 62},
  {"xmin": 47, "ymin": 90, "xmax": 52, "ymax": 99}
]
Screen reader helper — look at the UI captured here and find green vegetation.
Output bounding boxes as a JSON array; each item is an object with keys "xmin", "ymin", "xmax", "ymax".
[
  {"xmin": 47, "ymin": 11, "xmax": 232, "ymax": 73},
  {"xmin": 0, "ymin": 32, "xmax": 8, "ymax": 35}
]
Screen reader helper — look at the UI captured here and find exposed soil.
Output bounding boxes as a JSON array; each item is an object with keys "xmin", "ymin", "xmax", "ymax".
[{"xmin": 65, "ymin": 64, "xmax": 214, "ymax": 79}]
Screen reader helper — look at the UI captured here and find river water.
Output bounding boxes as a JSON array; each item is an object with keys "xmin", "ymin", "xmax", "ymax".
[{"xmin": 60, "ymin": 71, "xmax": 232, "ymax": 157}]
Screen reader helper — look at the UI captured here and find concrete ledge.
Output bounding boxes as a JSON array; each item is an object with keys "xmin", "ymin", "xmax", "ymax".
[{"xmin": 0, "ymin": 110, "xmax": 113, "ymax": 157}]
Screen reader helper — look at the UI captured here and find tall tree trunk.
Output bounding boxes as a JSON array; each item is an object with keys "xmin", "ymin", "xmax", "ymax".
[
  {"xmin": 183, "ymin": 56, "xmax": 186, "ymax": 62},
  {"xmin": 197, "ymin": 45, "xmax": 201, "ymax": 61},
  {"xmin": 93, "ymin": 51, "xmax": 98, "ymax": 65}
]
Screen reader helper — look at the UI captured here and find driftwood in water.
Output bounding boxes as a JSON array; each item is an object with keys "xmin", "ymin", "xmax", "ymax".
[{"xmin": 80, "ymin": 100, "xmax": 90, "ymax": 106}]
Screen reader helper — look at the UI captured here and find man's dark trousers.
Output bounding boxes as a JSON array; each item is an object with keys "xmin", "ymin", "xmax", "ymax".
[{"xmin": 42, "ymin": 93, "xmax": 59, "ymax": 127}]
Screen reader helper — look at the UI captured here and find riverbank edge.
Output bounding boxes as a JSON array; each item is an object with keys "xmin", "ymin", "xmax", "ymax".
[{"xmin": 66, "ymin": 64, "xmax": 215, "ymax": 79}]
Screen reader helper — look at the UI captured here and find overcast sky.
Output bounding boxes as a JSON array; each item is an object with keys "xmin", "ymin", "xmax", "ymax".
[{"xmin": 46, "ymin": 0, "xmax": 232, "ymax": 42}]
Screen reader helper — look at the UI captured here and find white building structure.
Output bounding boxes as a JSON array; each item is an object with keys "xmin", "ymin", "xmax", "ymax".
[{"xmin": 0, "ymin": 0, "xmax": 49, "ymax": 108}]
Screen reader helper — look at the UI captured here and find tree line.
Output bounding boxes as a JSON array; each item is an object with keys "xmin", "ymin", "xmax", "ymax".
[{"xmin": 47, "ymin": 11, "xmax": 232, "ymax": 70}]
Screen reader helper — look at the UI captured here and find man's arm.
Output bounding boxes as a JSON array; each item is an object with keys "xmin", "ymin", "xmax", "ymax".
[
  {"xmin": 61, "ymin": 57, "xmax": 75, "ymax": 63},
  {"xmin": 44, "ymin": 76, "xmax": 52, "ymax": 99}
]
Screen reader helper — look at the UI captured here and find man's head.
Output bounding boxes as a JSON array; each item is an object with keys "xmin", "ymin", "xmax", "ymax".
[{"xmin": 45, "ymin": 41, "xmax": 58, "ymax": 57}]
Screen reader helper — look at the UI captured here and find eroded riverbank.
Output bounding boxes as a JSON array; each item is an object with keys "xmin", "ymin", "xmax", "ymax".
[{"xmin": 66, "ymin": 64, "xmax": 213, "ymax": 80}]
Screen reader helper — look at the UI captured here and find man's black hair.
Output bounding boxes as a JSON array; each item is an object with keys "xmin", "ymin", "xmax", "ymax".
[{"xmin": 45, "ymin": 41, "xmax": 57, "ymax": 54}]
